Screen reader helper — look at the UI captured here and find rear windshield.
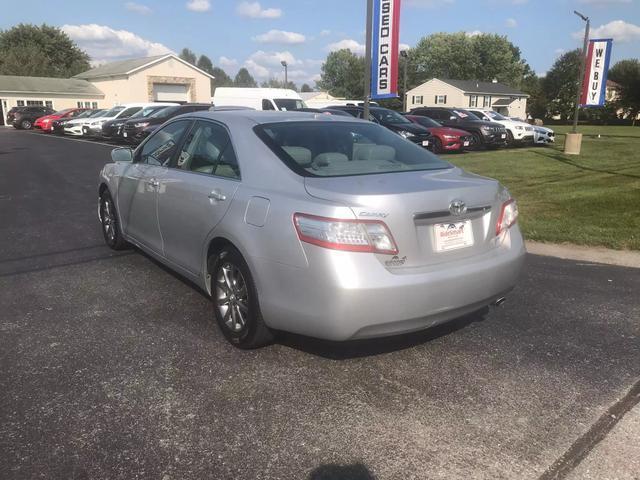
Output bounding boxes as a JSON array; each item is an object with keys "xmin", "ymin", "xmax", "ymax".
[
  {"xmin": 483, "ymin": 110, "xmax": 508, "ymax": 120},
  {"xmin": 273, "ymin": 99, "xmax": 305, "ymax": 111},
  {"xmin": 89, "ymin": 109, "xmax": 106, "ymax": 117},
  {"xmin": 118, "ymin": 107, "xmax": 142, "ymax": 118},
  {"xmin": 452, "ymin": 109, "xmax": 480, "ymax": 120},
  {"xmin": 131, "ymin": 106, "xmax": 169, "ymax": 119},
  {"xmin": 371, "ymin": 109, "xmax": 412, "ymax": 125},
  {"xmin": 255, "ymin": 121, "xmax": 450, "ymax": 177},
  {"xmin": 150, "ymin": 105, "xmax": 180, "ymax": 118}
]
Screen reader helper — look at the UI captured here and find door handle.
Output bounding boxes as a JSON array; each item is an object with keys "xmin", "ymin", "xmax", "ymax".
[
  {"xmin": 208, "ymin": 190, "xmax": 227, "ymax": 201},
  {"xmin": 145, "ymin": 179, "xmax": 159, "ymax": 188}
]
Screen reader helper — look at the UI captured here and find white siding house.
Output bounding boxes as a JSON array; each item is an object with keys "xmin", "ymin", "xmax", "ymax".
[{"xmin": 406, "ymin": 78, "xmax": 529, "ymax": 119}]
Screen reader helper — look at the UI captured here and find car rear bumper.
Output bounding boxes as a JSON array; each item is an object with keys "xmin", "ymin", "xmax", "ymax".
[{"xmin": 253, "ymin": 226, "xmax": 525, "ymax": 341}]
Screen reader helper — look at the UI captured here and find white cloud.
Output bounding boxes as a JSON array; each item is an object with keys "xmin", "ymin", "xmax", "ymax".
[
  {"xmin": 125, "ymin": 2, "xmax": 151, "ymax": 14},
  {"xmin": 236, "ymin": 1, "xmax": 282, "ymax": 18},
  {"xmin": 465, "ymin": 30, "xmax": 483, "ymax": 37},
  {"xmin": 577, "ymin": 0, "xmax": 631, "ymax": 4},
  {"xmin": 219, "ymin": 56, "xmax": 238, "ymax": 68},
  {"xmin": 506, "ymin": 18, "xmax": 518, "ymax": 28},
  {"xmin": 399, "ymin": 43, "xmax": 411, "ymax": 51},
  {"xmin": 243, "ymin": 51, "xmax": 321, "ymax": 84},
  {"xmin": 253, "ymin": 29, "xmax": 306, "ymax": 44},
  {"xmin": 326, "ymin": 39, "xmax": 365, "ymax": 55},
  {"xmin": 320, "ymin": 29, "xmax": 331, "ymax": 37},
  {"xmin": 555, "ymin": 48, "xmax": 566, "ymax": 55},
  {"xmin": 61, "ymin": 24, "xmax": 173, "ymax": 63},
  {"xmin": 405, "ymin": 0, "xmax": 454, "ymax": 6},
  {"xmin": 186, "ymin": 0, "xmax": 210, "ymax": 12},
  {"xmin": 573, "ymin": 20, "xmax": 640, "ymax": 42}
]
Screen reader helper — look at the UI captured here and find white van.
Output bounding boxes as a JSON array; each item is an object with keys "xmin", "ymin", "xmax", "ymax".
[{"xmin": 213, "ymin": 88, "xmax": 306, "ymax": 111}]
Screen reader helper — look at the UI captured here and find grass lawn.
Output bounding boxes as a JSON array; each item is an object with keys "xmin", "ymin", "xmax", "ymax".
[{"xmin": 446, "ymin": 125, "xmax": 640, "ymax": 250}]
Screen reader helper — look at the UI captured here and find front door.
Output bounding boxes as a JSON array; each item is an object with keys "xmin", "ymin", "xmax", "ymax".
[
  {"xmin": 157, "ymin": 120, "xmax": 241, "ymax": 276},
  {"xmin": 117, "ymin": 119, "xmax": 192, "ymax": 255}
]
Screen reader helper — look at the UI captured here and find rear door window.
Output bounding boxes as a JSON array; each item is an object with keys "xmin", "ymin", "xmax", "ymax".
[{"xmin": 262, "ymin": 99, "xmax": 275, "ymax": 110}]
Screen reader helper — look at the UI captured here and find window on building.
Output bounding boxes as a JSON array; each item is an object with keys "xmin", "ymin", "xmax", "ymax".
[
  {"xmin": 92, "ymin": 102, "xmax": 98, "ymax": 109},
  {"xmin": 77, "ymin": 102, "xmax": 83, "ymax": 108},
  {"xmin": 483, "ymin": 96, "xmax": 491, "ymax": 107},
  {"xmin": 17, "ymin": 100, "xmax": 25, "ymax": 106},
  {"xmin": 469, "ymin": 95, "xmax": 478, "ymax": 107},
  {"xmin": 27, "ymin": 100, "xmax": 44, "ymax": 106},
  {"xmin": 45, "ymin": 101, "xmax": 53, "ymax": 109},
  {"xmin": 412, "ymin": 95, "xmax": 423, "ymax": 105},
  {"xmin": 435, "ymin": 95, "xmax": 447, "ymax": 105},
  {"xmin": 84, "ymin": 102, "xmax": 91, "ymax": 108}
]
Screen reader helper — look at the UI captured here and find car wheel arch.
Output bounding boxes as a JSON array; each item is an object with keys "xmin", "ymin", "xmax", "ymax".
[{"xmin": 205, "ymin": 237, "xmax": 244, "ymax": 296}]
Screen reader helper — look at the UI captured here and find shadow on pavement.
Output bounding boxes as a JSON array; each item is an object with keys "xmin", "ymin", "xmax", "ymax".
[
  {"xmin": 531, "ymin": 149, "xmax": 640, "ymax": 179},
  {"xmin": 308, "ymin": 463, "xmax": 376, "ymax": 480},
  {"xmin": 278, "ymin": 307, "xmax": 489, "ymax": 360}
]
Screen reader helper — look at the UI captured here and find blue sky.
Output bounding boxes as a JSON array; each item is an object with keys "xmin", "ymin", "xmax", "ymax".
[{"xmin": 2, "ymin": 0, "xmax": 639, "ymax": 85}]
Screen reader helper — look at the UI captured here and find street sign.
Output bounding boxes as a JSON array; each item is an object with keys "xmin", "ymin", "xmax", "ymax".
[
  {"xmin": 370, "ymin": 0, "xmax": 401, "ymax": 100},
  {"xmin": 580, "ymin": 38, "xmax": 613, "ymax": 107}
]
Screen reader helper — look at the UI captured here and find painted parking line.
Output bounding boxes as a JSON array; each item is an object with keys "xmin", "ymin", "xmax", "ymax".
[{"xmin": 21, "ymin": 131, "xmax": 119, "ymax": 148}]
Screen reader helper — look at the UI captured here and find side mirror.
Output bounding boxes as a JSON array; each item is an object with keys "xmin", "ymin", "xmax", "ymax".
[{"xmin": 111, "ymin": 147, "xmax": 133, "ymax": 163}]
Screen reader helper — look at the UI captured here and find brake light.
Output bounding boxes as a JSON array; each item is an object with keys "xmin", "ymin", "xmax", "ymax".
[
  {"xmin": 496, "ymin": 199, "xmax": 518, "ymax": 236},
  {"xmin": 293, "ymin": 213, "xmax": 398, "ymax": 255}
]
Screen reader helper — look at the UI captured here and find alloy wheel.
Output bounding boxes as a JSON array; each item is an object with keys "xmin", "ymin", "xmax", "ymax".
[
  {"xmin": 101, "ymin": 196, "xmax": 116, "ymax": 244},
  {"xmin": 215, "ymin": 262, "xmax": 249, "ymax": 333}
]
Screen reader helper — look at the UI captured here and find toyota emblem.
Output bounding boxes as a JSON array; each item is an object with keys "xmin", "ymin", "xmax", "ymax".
[{"xmin": 449, "ymin": 200, "xmax": 467, "ymax": 216}]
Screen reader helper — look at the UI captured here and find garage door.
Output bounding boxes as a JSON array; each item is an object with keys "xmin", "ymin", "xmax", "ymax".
[{"xmin": 153, "ymin": 83, "xmax": 189, "ymax": 102}]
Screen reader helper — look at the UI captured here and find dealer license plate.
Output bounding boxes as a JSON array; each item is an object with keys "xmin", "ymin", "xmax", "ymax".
[
  {"xmin": 463, "ymin": 141, "xmax": 470, "ymax": 146},
  {"xmin": 422, "ymin": 140, "xmax": 429, "ymax": 146},
  {"xmin": 501, "ymin": 133, "xmax": 506, "ymax": 139},
  {"xmin": 434, "ymin": 221, "xmax": 474, "ymax": 252}
]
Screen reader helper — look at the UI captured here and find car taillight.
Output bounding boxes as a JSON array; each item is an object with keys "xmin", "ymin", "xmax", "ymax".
[
  {"xmin": 293, "ymin": 213, "xmax": 398, "ymax": 255},
  {"xmin": 496, "ymin": 199, "xmax": 518, "ymax": 236}
]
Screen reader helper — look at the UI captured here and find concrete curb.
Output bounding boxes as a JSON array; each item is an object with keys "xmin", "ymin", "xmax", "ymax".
[{"xmin": 526, "ymin": 241, "xmax": 640, "ymax": 269}]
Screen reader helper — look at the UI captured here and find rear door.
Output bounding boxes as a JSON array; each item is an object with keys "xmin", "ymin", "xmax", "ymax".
[
  {"xmin": 157, "ymin": 120, "xmax": 241, "ymax": 275},
  {"xmin": 117, "ymin": 120, "xmax": 192, "ymax": 254}
]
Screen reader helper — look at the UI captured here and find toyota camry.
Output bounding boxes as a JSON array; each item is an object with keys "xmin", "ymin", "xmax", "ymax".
[{"xmin": 98, "ymin": 111, "xmax": 525, "ymax": 348}]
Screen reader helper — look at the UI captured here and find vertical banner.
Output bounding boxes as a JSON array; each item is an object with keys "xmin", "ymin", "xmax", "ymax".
[
  {"xmin": 370, "ymin": 0, "xmax": 401, "ymax": 99},
  {"xmin": 580, "ymin": 38, "xmax": 613, "ymax": 107}
]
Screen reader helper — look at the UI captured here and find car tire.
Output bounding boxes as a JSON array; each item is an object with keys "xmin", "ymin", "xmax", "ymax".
[
  {"xmin": 433, "ymin": 137, "xmax": 442, "ymax": 154},
  {"xmin": 506, "ymin": 130, "xmax": 515, "ymax": 146},
  {"xmin": 99, "ymin": 190, "xmax": 128, "ymax": 250},
  {"xmin": 472, "ymin": 132, "xmax": 482, "ymax": 149},
  {"xmin": 209, "ymin": 247, "xmax": 274, "ymax": 349},
  {"xmin": 20, "ymin": 120, "xmax": 33, "ymax": 130}
]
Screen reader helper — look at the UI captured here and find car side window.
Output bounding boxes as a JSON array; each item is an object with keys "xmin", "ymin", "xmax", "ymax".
[
  {"xmin": 262, "ymin": 99, "xmax": 275, "ymax": 111},
  {"xmin": 138, "ymin": 120, "xmax": 191, "ymax": 166},
  {"xmin": 172, "ymin": 121, "xmax": 240, "ymax": 180}
]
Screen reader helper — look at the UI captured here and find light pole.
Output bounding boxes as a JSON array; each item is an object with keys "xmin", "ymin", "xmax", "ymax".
[
  {"xmin": 572, "ymin": 10, "xmax": 590, "ymax": 134},
  {"xmin": 281, "ymin": 60, "xmax": 288, "ymax": 87},
  {"xmin": 400, "ymin": 49, "xmax": 408, "ymax": 112}
]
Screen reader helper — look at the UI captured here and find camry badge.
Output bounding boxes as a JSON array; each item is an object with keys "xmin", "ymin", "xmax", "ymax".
[{"xmin": 449, "ymin": 200, "xmax": 467, "ymax": 216}]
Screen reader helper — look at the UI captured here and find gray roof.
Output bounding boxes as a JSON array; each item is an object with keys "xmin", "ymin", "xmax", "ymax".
[
  {"xmin": 492, "ymin": 98, "xmax": 515, "ymax": 106},
  {"xmin": 0, "ymin": 75, "xmax": 104, "ymax": 96},
  {"xmin": 191, "ymin": 109, "xmax": 358, "ymax": 125},
  {"xmin": 440, "ymin": 79, "xmax": 528, "ymax": 97},
  {"xmin": 74, "ymin": 55, "xmax": 168, "ymax": 79}
]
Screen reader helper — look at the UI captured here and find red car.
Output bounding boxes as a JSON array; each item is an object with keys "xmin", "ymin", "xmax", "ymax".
[
  {"xmin": 404, "ymin": 114, "xmax": 473, "ymax": 153},
  {"xmin": 34, "ymin": 108, "xmax": 91, "ymax": 132}
]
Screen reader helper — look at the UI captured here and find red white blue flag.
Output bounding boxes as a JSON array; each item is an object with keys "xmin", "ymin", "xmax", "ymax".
[
  {"xmin": 580, "ymin": 38, "xmax": 613, "ymax": 107},
  {"xmin": 370, "ymin": 0, "xmax": 401, "ymax": 99}
]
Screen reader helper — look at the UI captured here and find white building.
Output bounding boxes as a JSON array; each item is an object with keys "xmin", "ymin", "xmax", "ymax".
[{"xmin": 406, "ymin": 78, "xmax": 529, "ymax": 119}]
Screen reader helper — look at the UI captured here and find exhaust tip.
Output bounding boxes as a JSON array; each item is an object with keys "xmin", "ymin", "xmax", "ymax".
[{"xmin": 493, "ymin": 297, "xmax": 507, "ymax": 307}]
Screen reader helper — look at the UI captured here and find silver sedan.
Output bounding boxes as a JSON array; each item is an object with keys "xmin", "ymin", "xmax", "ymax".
[{"xmin": 98, "ymin": 111, "xmax": 525, "ymax": 348}]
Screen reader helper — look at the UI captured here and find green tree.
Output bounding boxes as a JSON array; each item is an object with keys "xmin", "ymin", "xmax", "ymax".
[
  {"xmin": 409, "ymin": 32, "xmax": 528, "ymax": 87},
  {"xmin": 543, "ymin": 49, "xmax": 582, "ymax": 121},
  {"xmin": 179, "ymin": 48, "xmax": 197, "ymax": 65},
  {"xmin": 212, "ymin": 66, "xmax": 233, "ymax": 91},
  {"xmin": 317, "ymin": 49, "xmax": 365, "ymax": 99},
  {"xmin": 520, "ymin": 68, "xmax": 547, "ymax": 119},
  {"xmin": 196, "ymin": 54, "xmax": 214, "ymax": 74},
  {"xmin": 0, "ymin": 23, "xmax": 90, "ymax": 77},
  {"xmin": 300, "ymin": 83, "xmax": 313, "ymax": 92},
  {"xmin": 260, "ymin": 78, "xmax": 297, "ymax": 91},
  {"xmin": 608, "ymin": 59, "xmax": 640, "ymax": 125},
  {"xmin": 234, "ymin": 67, "xmax": 257, "ymax": 87}
]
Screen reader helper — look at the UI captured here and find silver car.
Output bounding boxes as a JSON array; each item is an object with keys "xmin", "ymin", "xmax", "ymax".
[{"xmin": 98, "ymin": 111, "xmax": 525, "ymax": 348}]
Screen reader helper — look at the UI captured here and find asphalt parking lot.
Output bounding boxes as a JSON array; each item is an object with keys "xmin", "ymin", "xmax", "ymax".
[{"xmin": 0, "ymin": 127, "xmax": 638, "ymax": 480}]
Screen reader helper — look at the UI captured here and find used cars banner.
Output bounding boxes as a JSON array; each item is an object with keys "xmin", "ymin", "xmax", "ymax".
[
  {"xmin": 579, "ymin": 38, "xmax": 613, "ymax": 107},
  {"xmin": 370, "ymin": 0, "xmax": 401, "ymax": 99}
]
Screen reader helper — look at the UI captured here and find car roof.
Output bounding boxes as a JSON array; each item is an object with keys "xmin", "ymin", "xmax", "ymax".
[{"xmin": 182, "ymin": 109, "xmax": 361, "ymax": 125}]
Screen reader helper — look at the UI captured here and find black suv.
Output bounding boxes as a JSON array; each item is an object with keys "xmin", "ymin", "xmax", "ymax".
[
  {"xmin": 11, "ymin": 106, "xmax": 55, "ymax": 130},
  {"xmin": 409, "ymin": 107, "xmax": 507, "ymax": 148},
  {"xmin": 122, "ymin": 104, "xmax": 211, "ymax": 144},
  {"xmin": 330, "ymin": 105, "xmax": 435, "ymax": 150}
]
